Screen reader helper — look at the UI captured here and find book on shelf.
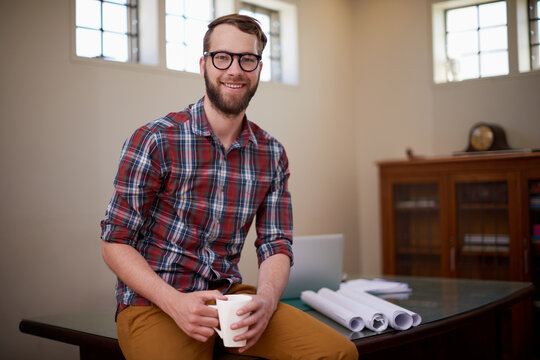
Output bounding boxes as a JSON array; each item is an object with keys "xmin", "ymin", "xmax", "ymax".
[
  {"xmin": 533, "ymin": 225, "xmax": 540, "ymax": 237},
  {"xmin": 463, "ymin": 234, "xmax": 510, "ymax": 246},
  {"xmin": 530, "ymin": 182, "xmax": 540, "ymax": 194},
  {"xmin": 395, "ymin": 199, "xmax": 438, "ymax": 209},
  {"xmin": 461, "ymin": 245, "xmax": 510, "ymax": 253}
]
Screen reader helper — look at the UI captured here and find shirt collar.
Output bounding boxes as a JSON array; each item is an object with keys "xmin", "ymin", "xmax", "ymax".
[{"xmin": 190, "ymin": 97, "xmax": 258, "ymax": 147}]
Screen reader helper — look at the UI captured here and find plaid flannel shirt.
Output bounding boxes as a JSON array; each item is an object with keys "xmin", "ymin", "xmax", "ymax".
[{"xmin": 100, "ymin": 98, "xmax": 293, "ymax": 309}]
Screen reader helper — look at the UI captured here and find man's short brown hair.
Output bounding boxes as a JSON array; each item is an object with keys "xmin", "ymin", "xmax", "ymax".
[{"xmin": 203, "ymin": 14, "xmax": 267, "ymax": 55}]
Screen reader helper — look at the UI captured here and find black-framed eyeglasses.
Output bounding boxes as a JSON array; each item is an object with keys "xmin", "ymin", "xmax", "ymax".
[{"xmin": 204, "ymin": 51, "xmax": 262, "ymax": 72}]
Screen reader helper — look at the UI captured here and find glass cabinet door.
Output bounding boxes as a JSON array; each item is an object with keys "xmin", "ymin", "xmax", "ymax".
[
  {"xmin": 529, "ymin": 179, "xmax": 540, "ymax": 308},
  {"xmin": 455, "ymin": 181, "xmax": 510, "ymax": 280},
  {"xmin": 393, "ymin": 183, "xmax": 441, "ymax": 276}
]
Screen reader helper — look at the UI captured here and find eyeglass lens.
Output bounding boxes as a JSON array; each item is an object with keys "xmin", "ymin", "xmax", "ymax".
[{"xmin": 212, "ymin": 52, "xmax": 259, "ymax": 72}]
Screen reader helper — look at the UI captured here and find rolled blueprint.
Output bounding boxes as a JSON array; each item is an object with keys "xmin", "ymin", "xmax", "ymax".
[
  {"xmin": 317, "ymin": 288, "xmax": 388, "ymax": 332},
  {"xmin": 339, "ymin": 287, "xmax": 421, "ymax": 330},
  {"xmin": 300, "ymin": 290, "xmax": 365, "ymax": 332}
]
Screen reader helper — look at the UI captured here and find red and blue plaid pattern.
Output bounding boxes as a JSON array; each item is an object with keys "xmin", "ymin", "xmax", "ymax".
[{"xmin": 101, "ymin": 98, "xmax": 293, "ymax": 308}]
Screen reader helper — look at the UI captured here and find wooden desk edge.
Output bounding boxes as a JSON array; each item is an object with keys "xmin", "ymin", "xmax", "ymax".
[
  {"xmin": 19, "ymin": 319, "xmax": 123, "ymax": 355},
  {"xmin": 353, "ymin": 283, "xmax": 535, "ymax": 355}
]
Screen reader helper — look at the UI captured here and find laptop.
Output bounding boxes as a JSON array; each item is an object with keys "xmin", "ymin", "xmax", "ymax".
[{"xmin": 280, "ymin": 233, "xmax": 344, "ymax": 299}]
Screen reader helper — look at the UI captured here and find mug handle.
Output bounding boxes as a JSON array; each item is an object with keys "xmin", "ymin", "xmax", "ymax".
[{"xmin": 208, "ymin": 305, "xmax": 223, "ymax": 338}]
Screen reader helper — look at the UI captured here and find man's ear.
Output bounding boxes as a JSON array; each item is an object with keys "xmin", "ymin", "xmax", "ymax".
[{"xmin": 199, "ymin": 56, "xmax": 205, "ymax": 77}]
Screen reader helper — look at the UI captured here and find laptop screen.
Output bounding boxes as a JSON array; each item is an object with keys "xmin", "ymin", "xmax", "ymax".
[{"xmin": 281, "ymin": 234, "xmax": 344, "ymax": 299}]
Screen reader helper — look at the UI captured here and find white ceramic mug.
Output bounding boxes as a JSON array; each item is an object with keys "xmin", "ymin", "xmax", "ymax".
[{"xmin": 209, "ymin": 294, "xmax": 252, "ymax": 347}]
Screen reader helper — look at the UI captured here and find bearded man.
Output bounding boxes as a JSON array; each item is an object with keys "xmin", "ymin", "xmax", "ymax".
[{"xmin": 100, "ymin": 14, "xmax": 358, "ymax": 360}]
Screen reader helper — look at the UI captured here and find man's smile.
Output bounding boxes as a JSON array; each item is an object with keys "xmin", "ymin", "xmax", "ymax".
[{"xmin": 223, "ymin": 82, "xmax": 245, "ymax": 89}]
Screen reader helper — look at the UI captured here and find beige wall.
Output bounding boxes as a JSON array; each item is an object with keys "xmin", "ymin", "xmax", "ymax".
[
  {"xmin": 352, "ymin": 0, "xmax": 436, "ymax": 275},
  {"xmin": 1, "ymin": 0, "xmax": 359, "ymax": 358},
  {"xmin": 1, "ymin": 0, "xmax": 539, "ymax": 358},
  {"xmin": 352, "ymin": 0, "xmax": 540, "ymax": 276}
]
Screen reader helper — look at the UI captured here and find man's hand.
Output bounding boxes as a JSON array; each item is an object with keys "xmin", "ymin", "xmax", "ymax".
[
  {"xmin": 230, "ymin": 292, "xmax": 278, "ymax": 352},
  {"xmin": 102, "ymin": 242, "xmax": 228, "ymax": 342},
  {"xmin": 163, "ymin": 290, "xmax": 227, "ymax": 343},
  {"xmin": 230, "ymin": 253, "xmax": 291, "ymax": 352}
]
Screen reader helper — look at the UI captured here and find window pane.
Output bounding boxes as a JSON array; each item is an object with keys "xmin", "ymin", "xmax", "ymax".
[
  {"xmin": 479, "ymin": 1, "xmax": 506, "ymax": 27},
  {"xmin": 76, "ymin": 0, "xmax": 101, "ymax": 29},
  {"xmin": 185, "ymin": 18, "xmax": 207, "ymax": 46},
  {"xmin": 480, "ymin": 51, "xmax": 508, "ymax": 76},
  {"xmin": 252, "ymin": 13, "xmax": 271, "ymax": 33},
  {"xmin": 479, "ymin": 27, "xmax": 507, "ymax": 51},
  {"xmin": 459, "ymin": 54, "xmax": 480, "ymax": 79},
  {"xmin": 185, "ymin": 0, "xmax": 213, "ymax": 21},
  {"xmin": 166, "ymin": 15, "xmax": 184, "ymax": 43},
  {"xmin": 240, "ymin": 5, "xmax": 281, "ymax": 82},
  {"xmin": 103, "ymin": 2, "xmax": 128, "ymax": 33},
  {"xmin": 167, "ymin": 43, "xmax": 186, "ymax": 70},
  {"xmin": 107, "ymin": 0, "xmax": 128, "ymax": 4},
  {"xmin": 447, "ymin": 30, "xmax": 478, "ymax": 56},
  {"xmin": 103, "ymin": 32, "xmax": 129, "ymax": 61},
  {"xmin": 446, "ymin": 6, "xmax": 478, "ymax": 32},
  {"xmin": 240, "ymin": 9, "xmax": 255, "ymax": 17},
  {"xmin": 166, "ymin": 0, "xmax": 184, "ymax": 16},
  {"xmin": 260, "ymin": 55, "xmax": 271, "ymax": 81},
  {"xmin": 76, "ymin": 28, "xmax": 101, "ymax": 57},
  {"xmin": 184, "ymin": 19, "xmax": 205, "ymax": 71},
  {"xmin": 532, "ymin": 45, "xmax": 540, "ymax": 70},
  {"xmin": 185, "ymin": 44, "xmax": 201, "ymax": 73},
  {"xmin": 532, "ymin": 20, "xmax": 540, "ymax": 44}
]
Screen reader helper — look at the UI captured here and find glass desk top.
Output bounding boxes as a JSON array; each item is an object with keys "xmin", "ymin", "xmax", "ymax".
[
  {"xmin": 282, "ymin": 275, "xmax": 533, "ymax": 340},
  {"xmin": 22, "ymin": 276, "xmax": 533, "ymax": 342}
]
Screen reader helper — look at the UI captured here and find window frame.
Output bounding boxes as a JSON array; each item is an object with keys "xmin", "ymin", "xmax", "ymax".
[
  {"xmin": 529, "ymin": 0, "xmax": 540, "ymax": 70},
  {"xmin": 75, "ymin": 0, "xmax": 139, "ymax": 63},
  {"xmin": 164, "ymin": 0, "xmax": 215, "ymax": 73},
  {"xmin": 72, "ymin": 0, "xmax": 299, "ymax": 85},
  {"xmin": 432, "ymin": 0, "xmax": 540, "ymax": 84},
  {"xmin": 443, "ymin": 1, "xmax": 509, "ymax": 81},
  {"xmin": 239, "ymin": 2, "xmax": 282, "ymax": 82}
]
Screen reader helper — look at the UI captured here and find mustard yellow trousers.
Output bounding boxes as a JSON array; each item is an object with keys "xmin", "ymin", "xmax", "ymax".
[{"xmin": 117, "ymin": 284, "xmax": 358, "ymax": 360}]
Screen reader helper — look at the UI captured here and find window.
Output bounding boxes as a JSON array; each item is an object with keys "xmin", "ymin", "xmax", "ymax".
[
  {"xmin": 530, "ymin": 0, "xmax": 540, "ymax": 70},
  {"xmin": 74, "ymin": 0, "xmax": 298, "ymax": 84},
  {"xmin": 239, "ymin": 3, "xmax": 281, "ymax": 82},
  {"xmin": 445, "ymin": 1, "xmax": 509, "ymax": 81},
  {"xmin": 75, "ymin": 0, "xmax": 138, "ymax": 62},
  {"xmin": 165, "ymin": 0, "xmax": 214, "ymax": 73}
]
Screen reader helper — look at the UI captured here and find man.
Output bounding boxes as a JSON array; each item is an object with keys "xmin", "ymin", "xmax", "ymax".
[{"xmin": 101, "ymin": 14, "xmax": 358, "ymax": 360}]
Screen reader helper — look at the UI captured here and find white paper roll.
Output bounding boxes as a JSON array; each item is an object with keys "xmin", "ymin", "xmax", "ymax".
[
  {"xmin": 300, "ymin": 290, "xmax": 365, "ymax": 332},
  {"xmin": 317, "ymin": 288, "xmax": 388, "ymax": 332},
  {"xmin": 339, "ymin": 287, "xmax": 421, "ymax": 330}
]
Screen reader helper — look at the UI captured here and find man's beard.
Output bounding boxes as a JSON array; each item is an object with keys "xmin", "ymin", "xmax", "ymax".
[{"xmin": 204, "ymin": 68, "xmax": 260, "ymax": 116}]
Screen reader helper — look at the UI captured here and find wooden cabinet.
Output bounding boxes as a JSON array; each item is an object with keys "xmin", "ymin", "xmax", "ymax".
[
  {"xmin": 379, "ymin": 153, "xmax": 540, "ymax": 359},
  {"xmin": 378, "ymin": 153, "xmax": 540, "ymax": 289}
]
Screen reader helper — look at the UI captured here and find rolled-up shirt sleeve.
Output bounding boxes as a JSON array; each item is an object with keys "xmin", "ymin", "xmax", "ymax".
[
  {"xmin": 101, "ymin": 127, "xmax": 165, "ymax": 247},
  {"xmin": 255, "ymin": 146, "xmax": 293, "ymax": 266}
]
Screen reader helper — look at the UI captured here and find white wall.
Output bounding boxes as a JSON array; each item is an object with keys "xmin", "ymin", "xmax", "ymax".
[{"xmin": 0, "ymin": 0, "xmax": 359, "ymax": 358}]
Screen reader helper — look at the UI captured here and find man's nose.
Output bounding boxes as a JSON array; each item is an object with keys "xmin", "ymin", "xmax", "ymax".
[{"xmin": 226, "ymin": 56, "xmax": 244, "ymax": 74}]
